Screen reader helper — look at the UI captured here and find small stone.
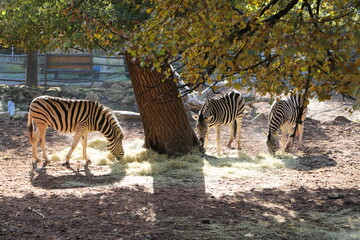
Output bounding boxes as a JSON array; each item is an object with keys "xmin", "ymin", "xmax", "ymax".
[
  {"xmin": 327, "ymin": 193, "xmax": 344, "ymax": 199},
  {"xmin": 29, "ymin": 90, "xmax": 42, "ymax": 98},
  {"xmin": 0, "ymin": 112, "xmax": 10, "ymax": 120},
  {"xmin": 334, "ymin": 116, "xmax": 352, "ymax": 124},
  {"xmin": 85, "ymin": 92, "xmax": 100, "ymax": 101},
  {"xmin": 201, "ymin": 219, "xmax": 211, "ymax": 224}
]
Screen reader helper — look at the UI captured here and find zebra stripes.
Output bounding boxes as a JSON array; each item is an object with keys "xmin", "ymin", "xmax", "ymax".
[
  {"xmin": 192, "ymin": 90, "xmax": 245, "ymax": 155},
  {"xmin": 266, "ymin": 94, "xmax": 307, "ymax": 155},
  {"xmin": 28, "ymin": 96, "xmax": 124, "ymax": 166}
]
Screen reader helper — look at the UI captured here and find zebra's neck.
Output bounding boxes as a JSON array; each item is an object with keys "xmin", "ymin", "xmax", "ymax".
[
  {"xmin": 268, "ymin": 126, "xmax": 279, "ymax": 139},
  {"xmin": 94, "ymin": 107, "xmax": 118, "ymax": 139}
]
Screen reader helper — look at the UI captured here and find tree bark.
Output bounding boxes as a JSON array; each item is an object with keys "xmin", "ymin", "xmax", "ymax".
[
  {"xmin": 125, "ymin": 52, "xmax": 201, "ymax": 155},
  {"xmin": 26, "ymin": 51, "xmax": 38, "ymax": 87}
]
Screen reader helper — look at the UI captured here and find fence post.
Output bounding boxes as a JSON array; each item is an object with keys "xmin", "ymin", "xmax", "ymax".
[
  {"xmin": 43, "ymin": 53, "xmax": 48, "ymax": 85},
  {"xmin": 91, "ymin": 53, "xmax": 95, "ymax": 86}
]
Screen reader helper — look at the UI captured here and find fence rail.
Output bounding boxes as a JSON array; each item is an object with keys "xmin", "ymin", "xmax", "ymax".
[{"xmin": 0, "ymin": 53, "xmax": 129, "ymax": 85}]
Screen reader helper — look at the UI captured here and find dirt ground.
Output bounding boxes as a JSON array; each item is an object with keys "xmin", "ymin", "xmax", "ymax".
[{"xmin": 0, "ymin": 95, "xmax": 359, "ymax": 240}]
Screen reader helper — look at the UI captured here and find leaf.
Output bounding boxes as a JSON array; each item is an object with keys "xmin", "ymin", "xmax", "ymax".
[
  {"xmin": 233, "ymin": 82, "xmax": 241, "ymax": 89},
  {"xmin": 94, "ymin": 33, "xmax": 101, "ymax": 39}
]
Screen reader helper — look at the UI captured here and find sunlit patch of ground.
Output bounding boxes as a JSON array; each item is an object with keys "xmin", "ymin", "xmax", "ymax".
[{"xmin": 49, "ymin": 138, "xmax": 301, "ymax": 180}]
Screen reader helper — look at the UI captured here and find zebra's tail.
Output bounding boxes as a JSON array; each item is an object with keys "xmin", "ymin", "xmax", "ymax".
[
  {"xmin": 233, "ymin": 120, "xmax": 237, "ymax": 139},
  {"xmin": 28, "ymin": 114, "xmax": 34, "ymax": 144}
]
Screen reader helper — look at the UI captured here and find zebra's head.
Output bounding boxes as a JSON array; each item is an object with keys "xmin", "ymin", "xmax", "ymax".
[
  {"xmin": 192, "ymin": 110, "xmax": 212, "ymax": 146},
  {"xmin": 108, "ymin": 124, "xmax": 125, "ymax": 160},
  {"xmin": 266, "ymin": 135, "xmax": 280, "ymax": 155}
]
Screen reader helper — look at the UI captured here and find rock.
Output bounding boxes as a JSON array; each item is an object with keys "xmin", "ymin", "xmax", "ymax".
[
  {"xmin": 45, "ymin": 87, "xmax": 61, "ymax": 97},
  {"xmin": 102, "ymin": 80, "xmax": 117, "ymax": 88},
  {"xmin": 107, "ymin": 92, "xmax": 126, "ymax": 102},
  {"xmin": 200, "ymin": 219, "xmax": 211, "ymax": 224},
  {"xmin": 111, "ymin": 83, "xmax": 126, "ymax": 91},
  {"xmin": 85, "ymin": 92, "xmax": 100, "ymax": 101},
  {"xmin": 16, "ymin": 111, "xmax": 28, "ymax": 120},
  {"xmin": 113, "ymin": 110, "xmax": 141, "ymax": 121},
  {"xmin": 62, "ymin": 88, "xmax": 78, "ymax": 98},
  {"xmin": 327, "ymin": 193, "xmax": 344, "ymax": 199},
  {"xmin": 16, "ymin": 91, "xmax": 27, "ymax": 102},
  {"xmin": 334, "ymin": 116, "xmax": 352, "ymax": 124},
  {"xmin": 121, "ymin": 95, "xmax": 135, "ymax": 104},
  {"xmin": 0, "ymin": 112, "xmax": 10, "ymax": 120},
  {"xmin": 28, "ymin": 90, "xmax": 42, "ymax": 98}
]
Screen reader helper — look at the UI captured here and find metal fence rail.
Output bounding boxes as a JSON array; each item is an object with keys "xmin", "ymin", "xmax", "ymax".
[{"xmin": 0, "ymin": 53, "xmax": 129, "ymax": 85}]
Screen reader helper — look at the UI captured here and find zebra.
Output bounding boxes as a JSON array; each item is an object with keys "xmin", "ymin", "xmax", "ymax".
[
  {"xmin": 264, "ymin": 94, "xmax": 307, "ymax": 155},
  {"xmin": 28, "ymin": 96, "xmax": 124, "ymax": 166},
  {"xmin": 192, "ymin": 89, "xmax": 246, "ymax": 155}
]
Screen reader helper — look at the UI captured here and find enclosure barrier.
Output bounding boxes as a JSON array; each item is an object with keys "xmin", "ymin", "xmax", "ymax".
[{"xmin": 0, "ymin": 53, "xmax": 129, "ymax": 85}]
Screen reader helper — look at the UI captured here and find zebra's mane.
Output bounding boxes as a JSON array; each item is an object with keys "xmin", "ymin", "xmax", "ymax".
[{"xmin": 99, "ymin": 103, "xmax": 120, "ymax": 125}]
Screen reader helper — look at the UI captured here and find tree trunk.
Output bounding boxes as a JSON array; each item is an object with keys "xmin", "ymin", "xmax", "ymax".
[
  {"xmin": 125, "ymin": 52, "xmax": 201, "ymax": 155},
  {"xmin": 26, "ymin": 51, "xmax": 38, "ymax": 87}
]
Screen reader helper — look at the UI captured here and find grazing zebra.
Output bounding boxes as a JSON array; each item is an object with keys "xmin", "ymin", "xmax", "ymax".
[
  {"xmin": 28, "ymin": 96, "xmax": 124, "ymax": 166},
  {"xmin": 192, "ymin": 89, "xmax": 246, "ymax": 155},
  {"xmin": 264, "ymin": 94, "xmax": 307, "ymax": 155}
]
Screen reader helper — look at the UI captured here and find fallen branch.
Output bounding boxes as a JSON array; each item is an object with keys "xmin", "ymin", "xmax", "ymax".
[{"xmin": 27, "ymin": 207, "xmax": 45, "ymax": 219}]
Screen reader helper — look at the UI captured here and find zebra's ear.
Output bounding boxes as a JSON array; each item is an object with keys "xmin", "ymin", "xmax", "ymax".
[
  {"xmin": 262, "ymin": 129, "xmax": 268, "ymax": 136},
  {"xmin": 204, "ymin": 115, "xmax": 213, "ymax": 122},
  {"xmin": 191, "ymin": 112, "xmax": 199, "ymax": 121}
]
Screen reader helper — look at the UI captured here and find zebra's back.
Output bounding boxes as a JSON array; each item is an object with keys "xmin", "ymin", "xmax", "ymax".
[
  {"xmin": 202, "ymin": 90, "xmax": 245, "ymax": 127},
  {"xmin": 268, "ymin": 94, "xmax": 306, "ymax": 133},
  {"xmin": 29, "ymin": 96, "xmax": 101, "ymax": 133}
]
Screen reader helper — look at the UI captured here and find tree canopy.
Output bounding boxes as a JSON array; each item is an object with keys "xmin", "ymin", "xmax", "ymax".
[
  {"xmin": 1, "ymin": 0, "xmax": 359, "ymax": 104},
  {"xmin": 130, "ymin": 0, "xmax": 359, "ymax": 102}
]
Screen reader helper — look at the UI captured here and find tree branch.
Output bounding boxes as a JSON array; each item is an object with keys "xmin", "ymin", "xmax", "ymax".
[
  {"xmin": 259, "ymin": 0, "xmax": 279, "ymax": 17},
  {"xmin": 264, "ymin": 0, "xmax": 299, "ymax": 26}
]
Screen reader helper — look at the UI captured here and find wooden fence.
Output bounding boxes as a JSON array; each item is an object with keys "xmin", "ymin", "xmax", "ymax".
[{"xmin": 0, "ymin": 53, "xmax": 129, "ymax": 85}]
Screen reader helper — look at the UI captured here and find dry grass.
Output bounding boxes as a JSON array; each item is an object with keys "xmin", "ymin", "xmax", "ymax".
[{"xmin": 50, "ymin": 138, "xmax": 299, "ymax": 180}]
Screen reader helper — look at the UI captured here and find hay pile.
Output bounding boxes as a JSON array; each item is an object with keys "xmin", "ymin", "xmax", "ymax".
[{"xmin": 50, "ymin": 138, "xmax": 299, "ymax": 179}]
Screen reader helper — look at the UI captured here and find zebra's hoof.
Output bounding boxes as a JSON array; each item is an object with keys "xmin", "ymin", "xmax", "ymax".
[{"xmin": 62, "ymin": 162, "xmax": 70, "ymax": 168}]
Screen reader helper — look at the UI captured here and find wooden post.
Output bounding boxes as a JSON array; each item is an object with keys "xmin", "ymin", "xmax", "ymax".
[
  {"xmin": 43, "ymin": 53, "xmax": 48, "ymax": 85},
  {"xmin": 91, "ymin": 53, "xmax": 95, "ymax": 86}
]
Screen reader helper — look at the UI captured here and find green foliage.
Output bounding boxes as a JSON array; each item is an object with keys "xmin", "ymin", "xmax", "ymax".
[
  {"xmin": 1, "ymin": 0, "xmax": 359, "ymax": 102},
  {"xmin": 0, "ymin": 0, "xmax": 68, "ymax": 51},
  {"xmin": 130, "ymin": 0, "xmax": 359, "ymax": 101}
]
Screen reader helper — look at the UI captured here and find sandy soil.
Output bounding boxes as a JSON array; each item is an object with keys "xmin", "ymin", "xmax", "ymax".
[{"xmin": 0, "ymin": 95, "xmax": 359, "ymax": 240}]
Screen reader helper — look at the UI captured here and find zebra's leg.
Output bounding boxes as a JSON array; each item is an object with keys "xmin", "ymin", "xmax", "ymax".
[
  {"xmin": 31, "ymin": 127, "xmax": 41, "ymax": 162},
  {"xmin": 280, "ymin": 126, "xmax": 288, "ymax": 154},
  {"xmin": 65, "ymin": 129, "xmax": 84, "ymax": 167},
  {"xmin": 216, "ymin": 125, "xmax": 221, "ymax": 156},
  {"xmin": 226, "ymin": 122, "xmax": 235, "ymax": 148},
  {"xmin": 204, "ymin": 130, "xmax": 209, "ymax": 150},
  {"xmin": 284, "ymin": 125, "xmax": 294, "ymax": 151},
  {"xmin": 82, "ymin": 132, "xmax": 91, "ymax": 164},
  {"xmin": 38, "ymin": 124, "xmax": 50, "ymax": 162},
  {"xmin": 236, "ymin": 117, "xmax": 242, "ymax": 150},
  {"xmin": 297, "ymin": 123, "xmax": 305, "ymax": 150},
  {"xmin": 297, "ymin": 112, "xmax": 306, "ymax": 149}
]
